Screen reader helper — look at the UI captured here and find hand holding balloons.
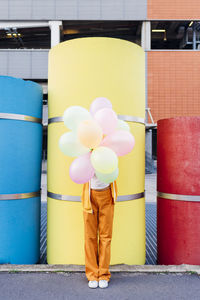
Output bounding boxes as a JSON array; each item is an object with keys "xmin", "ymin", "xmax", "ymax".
[{"xmin": 59, "ymin": 97, "xmax": 135, "ymax": 184}]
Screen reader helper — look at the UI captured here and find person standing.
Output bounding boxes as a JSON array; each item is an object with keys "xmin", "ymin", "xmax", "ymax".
[{"xmin": 81, "ymin": 174, "xmax": 117, "ymax": 289}]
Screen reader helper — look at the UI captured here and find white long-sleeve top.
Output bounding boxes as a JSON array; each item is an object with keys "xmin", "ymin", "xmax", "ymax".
[{"xmin": 90, "ymin": 174, "xmax": 109, "ymax": 190}]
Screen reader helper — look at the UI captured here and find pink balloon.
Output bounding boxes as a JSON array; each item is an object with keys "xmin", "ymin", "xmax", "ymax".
[
  {"xmin": 90, "ymin": 97, "xmax": 112, "ymax": 116},
  {"xmin": 101, "ymin": 130, "xmax": 135, "ymax": 156},
  {"xmin": 69, "ymin": 153, "xmax": 95, "ymax": 184},
  {"xmin": 94, "ymin": 108, "xmax": 118, "ymax": 135}
]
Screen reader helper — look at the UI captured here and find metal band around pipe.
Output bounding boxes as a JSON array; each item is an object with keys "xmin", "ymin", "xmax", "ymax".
[
  {"xmin": 47, "ymin": 191, "xmax": 145, "ymax": 202},
  {"xmin": 0, "ymin": 113, "xmax": 42, "ymax": 124},
  {"xmin": 48, "ymin": 115, "xmax": 145, "ymax": 125},
  {"xmin": 0, "ymin": 191, "xmax": 41, "ymax": 201},
  {"xmin": 157, "ymin": 191, "xmax": 200, "ymax": 202},
  {"xmin": 118, "ymin": 115, "xmax": 145, "ymax": 125}
]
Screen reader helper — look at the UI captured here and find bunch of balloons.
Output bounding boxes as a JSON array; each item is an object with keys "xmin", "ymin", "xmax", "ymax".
[{"xmin": 59, "ymin": 97, "xmax": 135, "ymax": 184}]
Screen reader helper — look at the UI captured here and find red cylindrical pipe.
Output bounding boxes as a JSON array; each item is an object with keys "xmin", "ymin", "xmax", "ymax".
[{"xmin": 157, "ymin": 117, "xmax": 200, "ymax": 265}]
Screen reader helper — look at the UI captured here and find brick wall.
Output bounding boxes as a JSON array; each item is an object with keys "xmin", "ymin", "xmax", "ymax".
[
  {"xmin": 147, "ymin": 51, "xmax": 200, "ymax": 123},
  {"xmin": 148, "ymin": 0, "xmax": 200, "ymax": 20}
]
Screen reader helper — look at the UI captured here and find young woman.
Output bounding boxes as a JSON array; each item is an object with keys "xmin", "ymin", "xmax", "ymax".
[{"xmin": 81, "ymin": 174, "xmax": 117, "ymax": 289}]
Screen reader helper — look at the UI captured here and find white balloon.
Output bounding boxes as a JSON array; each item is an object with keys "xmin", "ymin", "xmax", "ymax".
[
  {"xmin": 90, "ymin": 97, "xmax": 112, "ymax": 116},
  {"xmin": 91, "ymin": 146, "xmax": 118, "ymax": 174},
  {"xmin": 63, "ymin": 106, "xmax": 92, "ymax": 131},
  {"xmin": 59, "ymin": 131, "xmax": 90, "ymax": 157}
]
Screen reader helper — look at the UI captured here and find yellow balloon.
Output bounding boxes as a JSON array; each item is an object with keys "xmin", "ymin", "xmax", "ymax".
[
  {"xmin": 91, "ymin": 146, "xmax": 118, "ymax": 174},
  {"xmin": 77, "ymin": 119, "xmax": 103, "ymax": 149}
]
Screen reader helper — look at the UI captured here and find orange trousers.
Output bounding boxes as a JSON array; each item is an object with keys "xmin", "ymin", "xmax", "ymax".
[{"xmin": 83, "ymin": 186, "xmax": 114, "ymax": 281}]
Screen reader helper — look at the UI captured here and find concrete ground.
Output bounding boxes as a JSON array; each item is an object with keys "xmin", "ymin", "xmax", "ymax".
[
  {"xmin": 0, "ymin": 272, "xmax": 200, "ymax": 300},
  {"xmin": 145, "ymin": 173, "xmax": 157, "ymax": 203},
  {"xmin": 41, "ymin": 172, "xmax": 47, "ymax": 203}
]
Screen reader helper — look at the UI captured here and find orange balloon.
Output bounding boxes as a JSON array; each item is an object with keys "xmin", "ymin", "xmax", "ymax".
[{"xmin": 78, "ymin": 119, "xmax": 103, "ymax": 149}]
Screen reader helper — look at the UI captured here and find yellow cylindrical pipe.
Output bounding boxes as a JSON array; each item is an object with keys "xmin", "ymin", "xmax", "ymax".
[{"xmin": 47, "ymin": 37, "xmax": 145, "ymax": 265}]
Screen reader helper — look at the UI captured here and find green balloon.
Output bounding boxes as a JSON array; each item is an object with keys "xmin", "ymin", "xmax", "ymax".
[
  {"xmin": 59, "ymin": 131, "xmax": 89, "ymax": 157},
  {"xmin": 63, "ymin": 106, "xmax": 92, "ymax": 131},
  {"xmin": 96, "ymin": 168, "xmax": 119, "ymax": 184},
  {"xmin": 91, "ymin": 146, "xmax": 118, "ymax": 174}
]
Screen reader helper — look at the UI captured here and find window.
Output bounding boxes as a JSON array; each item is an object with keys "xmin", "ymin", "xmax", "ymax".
[
  {"xmin": 62, "ymin": 21, "xmax": 142, "ymax": 46},
  {"xmin": 151, "ymin": 21, "xmax": 200, "ymax": 50},
  {"xmin": 0, "ymin": 27, "xmax": 50, "ymax": 49}
]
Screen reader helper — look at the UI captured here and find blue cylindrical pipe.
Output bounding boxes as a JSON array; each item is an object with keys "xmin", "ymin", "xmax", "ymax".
[{"xmin": 0, "ymin": 76, "xmax": 43, "ymax": 264}]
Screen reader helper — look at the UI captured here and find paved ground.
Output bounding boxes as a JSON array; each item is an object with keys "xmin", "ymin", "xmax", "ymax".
[
  {"xmin": 0, "ymin": 272, "xmax": 199, "ymax": 300},
  {"xmin": 145, "ymin": 173, "xmax": 157, "ymax": 203},
  {"xmin": 41, "ymin": 168, "xmax": 47, "ymax": 203}
]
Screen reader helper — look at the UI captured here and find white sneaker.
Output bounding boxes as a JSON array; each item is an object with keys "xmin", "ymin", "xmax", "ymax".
[
  {"xmin": 88, "ymin": 280, "xmax": 98, "ymax": 289},
  {"xmin": 99, "ymin": 280, "xmax": 109, "ymax": 288}
]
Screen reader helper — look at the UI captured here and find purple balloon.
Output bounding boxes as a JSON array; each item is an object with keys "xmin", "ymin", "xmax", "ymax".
[
  {"xmin": 101, "ymin": 130, "xmax": 135, "ymax": 156},
  {"xmin": 94, "ymin": 108, "xmax": 118, "ymax": 135},
  {"xmin": 90, "ymin": 97, "xmax": 112, "ymax": 116},
  {"xmin": 69, "ymin": 153, "xmax": 95, "ymax": 184}
]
